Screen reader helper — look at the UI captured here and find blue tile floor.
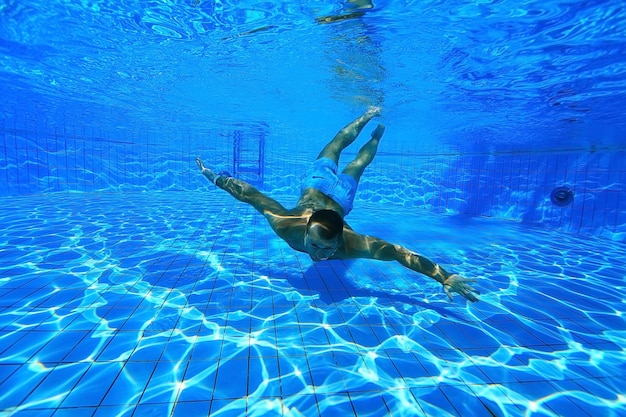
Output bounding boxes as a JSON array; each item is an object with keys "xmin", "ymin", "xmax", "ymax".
[{"xmin": 0, "ymin": 191, "xmax": 624, "ymax": 416}]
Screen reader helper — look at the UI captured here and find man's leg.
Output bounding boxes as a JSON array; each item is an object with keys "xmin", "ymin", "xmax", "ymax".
[
  {"xmin": 342, "ymin": 124, "xmax": 385, "ymax": 183},
  {"xmin": 316, "ymin": 106, "xmax": 381, "ymax": 165}
]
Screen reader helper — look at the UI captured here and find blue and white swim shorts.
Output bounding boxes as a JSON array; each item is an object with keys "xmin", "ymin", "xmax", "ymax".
[{"xmin": 300, "ymin": 157, "xmax": 358, "ymax": 215}]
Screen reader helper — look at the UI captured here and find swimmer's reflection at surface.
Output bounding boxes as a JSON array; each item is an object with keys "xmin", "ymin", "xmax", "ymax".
[{"xmin": 315, "ymin": 0, "xmax": 375, "ymax": 24}]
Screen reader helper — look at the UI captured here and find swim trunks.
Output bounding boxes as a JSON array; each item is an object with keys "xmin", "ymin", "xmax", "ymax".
[{"xmin": 301, "ymin": 157, "xmax": 358, "ymax": 215}]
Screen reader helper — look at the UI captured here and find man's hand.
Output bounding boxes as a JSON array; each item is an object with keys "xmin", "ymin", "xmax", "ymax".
[
  {"xmin": 196, "ymin": 157, "xmax": 207, "ymax": 171},
  {"xmin": 196, "ymin": 157, "xmax": 218, "ymax": 184},
  {"xmin": 443, "ymin": 274, "xmax": 480, "ymax": 302}
]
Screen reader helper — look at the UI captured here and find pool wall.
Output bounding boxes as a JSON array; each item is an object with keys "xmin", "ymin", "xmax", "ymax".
[{"xmin": 1, "ymin": 117, "xmax": 624, "ymax": 242}]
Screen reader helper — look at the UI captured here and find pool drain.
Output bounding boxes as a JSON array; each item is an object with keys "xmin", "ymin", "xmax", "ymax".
[{"xmin": 550, "ymin": 186, "xmax": 574, "ymax": 207}]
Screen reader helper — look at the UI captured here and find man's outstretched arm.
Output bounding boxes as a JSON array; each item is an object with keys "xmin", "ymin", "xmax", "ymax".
[
  {"xmin": 196, "ymin": 158, "xmax": 287, "ymax": 216},
  {"xmin": 343, "ymin": 231, "xmax": 480, "ymax": 302}
]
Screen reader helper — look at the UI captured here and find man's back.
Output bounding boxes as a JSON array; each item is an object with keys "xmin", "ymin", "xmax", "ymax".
[{"xmin": 265, "ymin": 188, "xmax": 347, "ymax": 254}]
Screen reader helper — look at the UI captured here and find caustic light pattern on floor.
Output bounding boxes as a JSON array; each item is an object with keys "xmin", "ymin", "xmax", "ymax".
[{"xmin": 0, "ymin": 192, "xmax": 624, "ymax": 416}]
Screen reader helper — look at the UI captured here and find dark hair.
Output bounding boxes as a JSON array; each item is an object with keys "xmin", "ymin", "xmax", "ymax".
[{"xmin": 306, "ymin": 209, "xmax": 344, "ymax": 240}]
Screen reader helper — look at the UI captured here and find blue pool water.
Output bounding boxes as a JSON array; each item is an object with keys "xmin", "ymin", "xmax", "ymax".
[
  {"xmin": 0, "ymin": 192, "xmax": 624, "ymax": 416},
  {"xmin": 2, "ymin": 0, "xmax": 626, "ymax": 416}
]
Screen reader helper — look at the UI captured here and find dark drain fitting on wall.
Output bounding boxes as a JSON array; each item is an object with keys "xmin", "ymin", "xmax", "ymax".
[{"xmin": 550, "ymin": 186, "xmax": 574, "ymax": 207}]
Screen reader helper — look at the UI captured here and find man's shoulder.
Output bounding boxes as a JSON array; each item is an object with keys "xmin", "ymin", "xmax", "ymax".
[
  {"xmin": 264, "ymin": 211, "xmax": 308, "ymax": 250},
  {"xmin": 267, "ymin": 206, "xmax": 308, "ymax": 219},
  {"xmin": 265, "ymin": 209, "xmax": 308, "ymax": 231}
]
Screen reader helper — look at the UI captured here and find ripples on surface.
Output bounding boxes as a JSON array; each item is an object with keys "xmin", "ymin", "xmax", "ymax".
[
  {"xmin": 0, "ymin": 191, "xmax": 624, "ymax": 416},
  {"xmin": 1, "ymin": 0, "xmax": 625, "ymax": 147}
]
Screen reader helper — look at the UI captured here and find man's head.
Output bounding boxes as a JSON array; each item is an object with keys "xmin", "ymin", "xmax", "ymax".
[{"xmin": 304, "ymin": 209, "xmax": 344, "ymax": 261}]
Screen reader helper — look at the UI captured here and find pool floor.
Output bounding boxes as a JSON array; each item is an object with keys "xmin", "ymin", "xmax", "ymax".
[{"xmin": 0, "ymin": 191, "xmax": 624, "ymax": 416}]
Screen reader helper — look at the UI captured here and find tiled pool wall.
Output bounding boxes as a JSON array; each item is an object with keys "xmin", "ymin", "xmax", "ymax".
[{"xmin": 1, "ymin": 119, "xmax": 624, "ymax": 242}]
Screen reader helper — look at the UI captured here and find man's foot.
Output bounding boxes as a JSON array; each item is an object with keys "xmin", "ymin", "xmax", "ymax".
[
  {"xmin": 371, "ymin": 123, "xmax": 385, "ymax": 140},
  {"xmin": 366, "ymin": 106, "xmax": 382, "ymax": 118}
]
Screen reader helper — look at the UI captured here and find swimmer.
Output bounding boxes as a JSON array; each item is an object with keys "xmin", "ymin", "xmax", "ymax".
[{"xmin": 196, "ymin": 107, "xmax": 479, "ymax": 302}]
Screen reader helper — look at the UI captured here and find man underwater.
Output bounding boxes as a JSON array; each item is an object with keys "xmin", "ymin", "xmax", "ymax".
[{"xmin": 196, "ymin": 107, "xmax": 479, "ymax": 302}]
